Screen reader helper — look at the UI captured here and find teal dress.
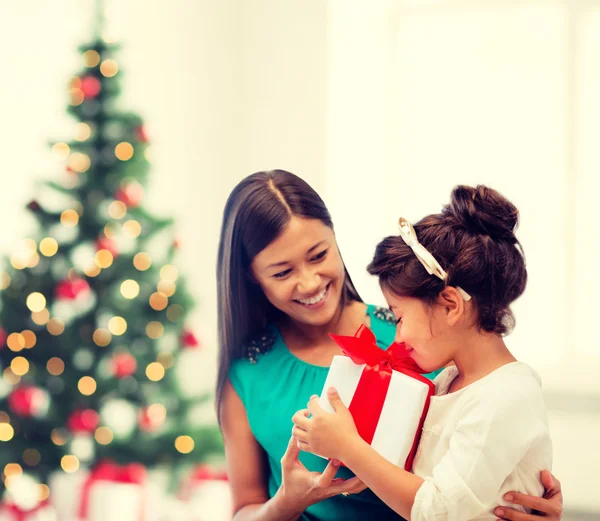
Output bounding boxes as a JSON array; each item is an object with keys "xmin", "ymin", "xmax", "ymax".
[{"xmin": 229, "ymin": 304, "xmax": 440, "ymax": 521}]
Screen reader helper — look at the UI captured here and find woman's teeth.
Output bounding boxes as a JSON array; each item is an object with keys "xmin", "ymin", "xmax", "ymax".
[{"xmin": 297, "ymin": 286, "xmax": 327, "ymax": 305}]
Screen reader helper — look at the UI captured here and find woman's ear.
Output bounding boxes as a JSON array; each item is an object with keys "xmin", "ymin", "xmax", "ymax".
[{"xmin": 438, "ymin": 287, "xmax": 465, "ymax": 326}]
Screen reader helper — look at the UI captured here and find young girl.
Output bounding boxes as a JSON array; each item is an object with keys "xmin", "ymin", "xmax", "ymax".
[
  {"xmin": 291, "ymin": 184, "xmax": 553, "ymax": 520},
  {"xmin": 217, "ymin": 171, "xmax": 561, "ymax": 521}
]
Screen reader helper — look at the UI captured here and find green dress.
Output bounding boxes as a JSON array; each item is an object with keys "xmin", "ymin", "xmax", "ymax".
[{"xmin": 229, "ymin": 304, "xmax": 440, "ymax": 521}]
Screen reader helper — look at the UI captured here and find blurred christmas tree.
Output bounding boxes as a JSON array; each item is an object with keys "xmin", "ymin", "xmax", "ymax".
[{"xmin": 0, "ymin": 2, "xmax": 222, "ymax": 502}]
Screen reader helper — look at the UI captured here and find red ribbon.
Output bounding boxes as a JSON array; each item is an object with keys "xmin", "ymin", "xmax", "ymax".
[
  {"xmin": 2, "ymin": 500, "xmax": 49, "ymax": 521},
  {"xmin": 329, "ymin": 324, "xmax": 435, "ymax": 471},
  {"xmin": 78, "ymin": 460, "xmax": 147, "ymax": 520}
]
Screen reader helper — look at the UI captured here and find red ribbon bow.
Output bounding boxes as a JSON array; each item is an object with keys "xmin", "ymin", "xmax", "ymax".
[
  {"xmin": 329, "ymin": 324, "xmax": 435, "ymax": 470},
  {"xmin": 78, "ymin": 460, "xmax": 147, "ymax": 520}
]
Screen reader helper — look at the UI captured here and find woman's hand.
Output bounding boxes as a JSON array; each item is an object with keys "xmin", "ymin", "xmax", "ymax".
[
  {"xmin": 276, "ymin": 435, "xmax": 367, "ymax": 515},
  {"xmin": 495, "ymin": 470, "xmax": 563, "ymax": 521},
  {"xmin": 291, "ymin": 388, "xmax": 360, "ymax": 461}
]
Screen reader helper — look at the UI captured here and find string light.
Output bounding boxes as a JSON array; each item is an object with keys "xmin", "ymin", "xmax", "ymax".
[
  {"xmin": 70, "ymin": 77, "xmax": 82, "ymax": 89},
  {"xmin": 60, "ymin": 455, "xmax": 80, "ymax": 473},
  {"xmin": 108, "ymin": 201, "xmax": 127, "ymax": 220},
  {"xmin": 115, "ymin": 142, "xmax": 134, "ymax": 161},
  {"xmin": 11, "ymin": 357, "xmax": 29, "ymax": 376},
  {"xmin": 61, "ymin": 209, "xmax": 79, "ymax": 227},
  {"xmin": 134, "ymin": 252, "xmax": 152, "ymax": 271},
  {"xmin": 78, "ymin": 377, "xmax": 97, "ymax": 396},
  {"xmin": 47, "ymin": 358, "xmax": 65, "ymax": 376},
  {"xmin": 94, "ymin": 426, "xmax": 113, "ymax": 445},
  {"xmin": 47, "ymin": 318, "xmax": 65, "ymax": 336},
  {"xmin": 39, "ymin": 238, "xmax": 58, "ymax": 257},
  {"xmin": 21, "ymin": 330, "xmax": 36, "ymax": 349},
  {"xmin": 74, "ymin": 122, "xmax": 92, "ymax": 141},
  {"xmin": 32, "ymin": 309, "xmax": 50, "ymax": 326},
  {"xmin": 100, "ymin": 59, "xmax": 119, "ymax": 77},
  {"xmin": 157, "ymin": 280, "xmax": 176, "ymax": 297},
  {"xmin": 27, "ymin": 252, "xmax": 40, "ymax": 268},
  {"xmin": 95, "ymin": 250, "xmax": 113, "ymax": 269},
  {"xmin": 122, "ymin": 220, "xmax": 141, "ymax": 238},
  {"xmin": 146, "ymin": 362, "xmax": 165, "ymax": 382},
  {"xmin": 67, "ymin": 152, "xmax": 91, "ymax": 173},
  {"xmin": 52, "ymin": 143, "xmax": 70, "ymax": 160},
  {"xmin": 39, "ymin": 484, "xmax": 50, "ymax": 501},
  {"xmin": 160, "ymin": 265, "xmax": 178, "ymax": 282},
  {"xmin": 70, "ymin": 88, "xmax": 84, "ymax": 106},
  {"xmin": 26, "ymin": 293, "xmax": 46, "ymax": 313},
  {"xmin": 84, "ymin": 264, "xmax": 101, "ymax": 278},
  {"xmin": 0, "ymin": 424, "xmax": 14, "ymax": 442},
  {"xmin": 175, "ymin": 435, "xmax": 194, "ymax": 454},
  {"xmin": 7, "ymin": 333, "xmax": 25, "ymax": 352},
  {"xmin": 83, "ymin": 50, "xmax": 100, "ymax": 67},
  {"xmin": 4, "ymin": 463, "xmax": 22, "ymax": 478},
  {"xmin": 146, "ymin": 322, "xmax": 164, "ymax": 339},
  {"xmin": 51, "ymin": 429, "xmax": 67, "ymax": 446},
  {"xmin": 108, "ymin": 317, "xmax": 127, "ymax": 336},
  {"xmin": 93, "ymin": 328, "xmax": 111, "ymax": 347},
  {"xmin": 149, "ymin": 292, "xmax": 168, "ymax": 311},
  {"xmin": 120, "ymin": 280, "xmax": 139, "ymax": 299},
  {"xmin": 147, "ymin": 404, "xmax": 166, "ymax": 426}
]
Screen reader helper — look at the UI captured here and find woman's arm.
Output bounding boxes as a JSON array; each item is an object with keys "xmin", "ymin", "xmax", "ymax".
[{"xmin": 222, "ymin": 381, "xmax": 364, "ymax": 521}]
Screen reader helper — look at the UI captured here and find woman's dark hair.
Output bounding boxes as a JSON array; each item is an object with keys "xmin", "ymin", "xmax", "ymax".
[
  {"xmin": 216, "ymin": 170, "xmax": 361, "ymax": 418},
  {"xmin": 367, "ymin": 185, "xmax": 527, "ymax": 335}
]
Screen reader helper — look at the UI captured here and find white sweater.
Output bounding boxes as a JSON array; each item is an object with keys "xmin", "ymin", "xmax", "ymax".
[{"xmin": 411, "ymin": 362, "xmax": 553, "ymax": 521}]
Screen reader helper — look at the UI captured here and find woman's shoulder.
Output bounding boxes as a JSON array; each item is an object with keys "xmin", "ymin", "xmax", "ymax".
[{"xmin": 365, "ymin": 303, "xmax": 397, "ymax": 348}]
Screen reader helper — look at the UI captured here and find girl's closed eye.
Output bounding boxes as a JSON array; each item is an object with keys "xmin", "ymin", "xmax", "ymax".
[
  {"xmin": 310, "ymin": 249, "xmax": 328, "ymax": 262},
  {"xmin": 273, "ymin": 268, "xmax": 292, "ymax": 279}
]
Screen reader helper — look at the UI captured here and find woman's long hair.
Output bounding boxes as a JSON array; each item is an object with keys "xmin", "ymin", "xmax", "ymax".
[{"xmin": 216, "ymin": 170, "xmax": 361, "ymax": 419}]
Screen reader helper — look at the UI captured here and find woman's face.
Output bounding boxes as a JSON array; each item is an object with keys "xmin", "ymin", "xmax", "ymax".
[{"xmin": 250, "ymin": 216, "xmax": 346, "ymax": 327}]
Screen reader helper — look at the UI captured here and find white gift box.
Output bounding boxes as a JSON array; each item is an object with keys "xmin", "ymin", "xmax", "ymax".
[
  {"xmin": 319, "ymin": 354, "xmax": 432, "ymax": 469},
  {"xmin": 87, "ymin": 481, "xmax": 144, "ymax": 521},
  {"xmin": 187, "ymin": 481, "xmax": 231, "ymax": 521},
  {"xmin": 49, "ymin": 469, "xmax": 89, "ymax": 521},
  {"xmin": 0, "ymin": 504, "xmax": 57, "ymax": 521}
]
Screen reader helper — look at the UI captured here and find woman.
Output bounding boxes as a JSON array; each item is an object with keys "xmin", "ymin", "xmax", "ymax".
[{"xmin": 216, "ymin": 170, "xmax": 563, "ymax": 521}]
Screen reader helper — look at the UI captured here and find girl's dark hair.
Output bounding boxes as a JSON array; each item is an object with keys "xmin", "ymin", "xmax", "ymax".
[
  {"xmin": 367, "ymin": 185, "xmax": 527, "ymax": 335},
  {"xmin": 216, "ymin": 170, "xmax": 361, "ymax": 418}
]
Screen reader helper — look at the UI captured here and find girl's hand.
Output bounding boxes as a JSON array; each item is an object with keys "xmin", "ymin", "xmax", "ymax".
[
  {"xmin": 495, "ymin": 470, "xmax": 563, "ymax": 521},
  {"xmin": 291, "ymin": 387, "xmax": 360, "ymax": 461},
  {"xmin": 277, "ymin": 435, "xmax": 367, "ymax": 514}
]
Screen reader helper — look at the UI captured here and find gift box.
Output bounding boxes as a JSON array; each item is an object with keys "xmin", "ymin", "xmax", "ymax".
[
  {"xmin": 0, "ymin": 502, "xmax": 56, "ymax": 521},
  {"xmin": 181, "ymin": 465, "xmax": 231, "ymax": 521},
  {"xmin": 319, "ymin": 324, "xmax": 435, "ymax": 471},
  {"xmin": 79, "ymin": 461, "xmax": 147, "ymax": 521}
]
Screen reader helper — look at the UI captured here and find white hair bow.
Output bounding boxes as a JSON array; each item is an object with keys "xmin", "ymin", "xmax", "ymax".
[{"xmin": 398, "ymin": 218, "xmax": 471, "ymax": 301}]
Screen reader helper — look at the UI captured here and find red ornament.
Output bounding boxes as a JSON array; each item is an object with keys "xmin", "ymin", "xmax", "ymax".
[
  {"xmin": 134, "ymin": 125, "xmax": 149, "ymax": 143},
  {"xmin": 96, "ymin": 237, "xmax": 119, "ymax": 257},
  {"xmin": 80, "ymin": 76, "xmax": 102, "ymax": 98},
  {"xmin": 8, "ymin": 386, "xmax": 49, "ymax": 418},
  {"xmin": 68, "ymin": 409, "xmax": 100, "ymax": 433},
  {"xmin": 115, "ymin": 182, "xmax": 144, "ymax": 208},
  {"xmin": 0, "ymin": 327, "xmax": 6, "ymax": 349},
  {"xmin": 112, "ymin": 353, "xmax": 137, "ymax": 379},
  {"xmin": 56, "ymin": 278, "xmax": 91, "ymax": 300},
  {"xmin": 182, "ymin": 330, "xmax": 199, "ymax": 349}
]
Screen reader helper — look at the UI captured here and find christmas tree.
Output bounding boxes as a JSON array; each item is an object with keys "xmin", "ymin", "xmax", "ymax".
[{"xmin": 0, "ymin": 4, "xmax": 222, "ymax": 503}]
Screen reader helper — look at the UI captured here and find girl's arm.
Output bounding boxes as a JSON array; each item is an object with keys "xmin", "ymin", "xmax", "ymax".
[{"xmin": 293, "ymin": 387, "xmax": 550, "ymax": 521}]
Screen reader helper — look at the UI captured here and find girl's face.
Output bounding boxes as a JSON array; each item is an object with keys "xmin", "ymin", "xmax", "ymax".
[
  {"xmin": 250, "ymin": 216, "xmax": 346, "ymax": 327},
  {"xmin": 382, "ymin": 287, "xmax": 458, "ymax": 373}
]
